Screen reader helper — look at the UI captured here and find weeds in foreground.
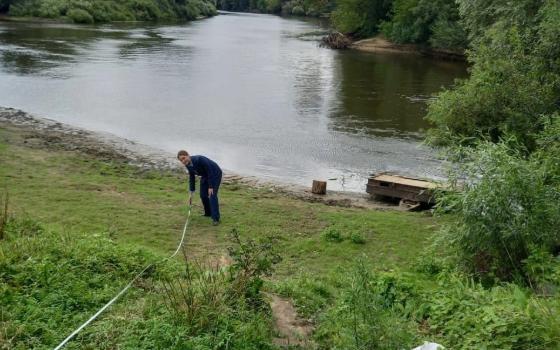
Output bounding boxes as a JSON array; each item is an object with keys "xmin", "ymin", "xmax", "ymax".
[
  {"xmin": 156, "ymin": 228, "xmax": 282, "ymax": 347},
  {"xmin": 0, "ymin": 191, "xmax": 8, "ymax": 240}
]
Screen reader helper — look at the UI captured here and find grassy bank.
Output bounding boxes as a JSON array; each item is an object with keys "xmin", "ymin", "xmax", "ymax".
[
  {"xmin": 0, "ymin": 124, "xmax": 435, "ymax": 275},
  {"xmin": 2, "ymin": 121, "xmax": 558, "ymax": 349},
  {"xmin": 0, "ymin": 122, "xmax": 435, "ymax": 348}
]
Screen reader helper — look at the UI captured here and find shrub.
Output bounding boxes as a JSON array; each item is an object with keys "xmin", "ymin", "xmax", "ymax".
[
  {"xmin": 291, "ymin": 4, "xmax": 304, "ymax": 16},
  {"xmin": 426, "ymin": 1, "xmax": 560, "ymax": 149},
  {"xmin": 423, "ymin": 275, "xmax": 560, "ymax": 349},
  {"xmin": 67, "ymin": 8, "xmax": 93, "ymax": 23},
  {"xmin": 380, "ymin": 0, "xmax": 465, "ymax": 48},
  {"xmin": 312, "ymin": 262, "xmax": 560, "ymax": 350},
  {"xmin": 350, "ymin": 232, "xmax": 366, "ymax": 244},
  {"xmin": 321, "ymin": 226, "xmax": 344, "ymax": 242},
  {"xmin": 314, "ymin": 260, "xmax": 418, "ymax": 349},
  {"xmin": 429, "ymin": 18, "xmax": 467, "ymax": 50},
  {"xmin": 227, "ymin": 228, "xmax": 282, "ymax": 307},
  {"xmin": 332, "ymin": 0, "xmax": 392, "ymax": 37},
  {"xmin": 433, "ymin": 137, "xmax": 560, "ymax": 284}
]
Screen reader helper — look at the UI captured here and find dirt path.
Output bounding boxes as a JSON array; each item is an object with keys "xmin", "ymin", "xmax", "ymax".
[{"xmin": 269, "ymin": 294, "xmax": 314, "ymax": 348}]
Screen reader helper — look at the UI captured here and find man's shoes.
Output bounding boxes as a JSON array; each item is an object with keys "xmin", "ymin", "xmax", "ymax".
[{"xmin": 212, "ymin": 220, "xmax": 220, "ymax": 226}]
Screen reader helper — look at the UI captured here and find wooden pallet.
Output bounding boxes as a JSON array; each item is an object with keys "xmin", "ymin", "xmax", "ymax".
[{"xmin": 366, "ymin": 173, "xmax": 439, "ymax": 205}]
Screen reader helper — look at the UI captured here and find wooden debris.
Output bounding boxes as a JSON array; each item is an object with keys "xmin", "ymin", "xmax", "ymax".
[
  {"xmin": 366, "ymin": 173, "xmax": 439, "ymax": 205},
  {"xmin": 311, "ymin": 180, "xmax": 327, "ymax": 195},
  {"xmin": 320, "ymin": 32, "xmax": 352, "ymax": 49}
]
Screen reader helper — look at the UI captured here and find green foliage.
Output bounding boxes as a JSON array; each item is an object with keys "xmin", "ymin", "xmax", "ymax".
[
  {"xmin": 331, "ymin": 0, "xmax": 392, "ymax": 37},
  {"xmin": 0, "ymin": 192, "xmax": 8, "ymax": 240},
  {"xmin": 305, "ymin": 261, "xmax": 560, "ymax": 350},
  {"xmin": 321, "ymin": 226, "xmax": 344, "ymax": 242},
  {"xmin": 429, "ymin": 18, "xmax": 467, "ymax": 50},
  {"xmin": 433, "ymin": 135, "xmax": 560, "ymax": 284},
  {"xmin": 6, "ymin": 0, "xmax": 217, "ymax": 23},
  {"xmin": 350, "ymin": 231, "xmax": 365, "ymax": 244},
  {"xmin": 427, "ymin": 1, "xmax": 560, "ymax": 149},
  {"xmin": 227, "ymin": 228, "xmax": 282, "ymax": 307},
  {"xmin": 273, "ymin": 274, "xmax": 334, "ymax": 317},
  {"xmin": 291, "ymin": 4, "xmax": 304, "ymax": 15},
  {"xmin": 457, "ymin": 0, "xmax": 545, "ymax": 43},
  {"xmin": 0, "ymin": 217, "xmax": 154, "ymax": 348},
  {"xmin": 217, "ymin": 0, "xmax": 333, "ymax": 16},
  {"xmin": 381, "ymin": 0, "xmax": 465, "ymax": 48},
  {"xmin": 67, "ymin": 8, "xmax": 93, "ymax": 23},
  {"xmin": 0, "ymin": 216, "xmax": 278, "ymax": 349},
  {"xmin": 424, "ymin": 275, "xmax": 560, "ymax": 349},
  {"xmin": 314, "ymin": 260, "xmax": 418, "ymax": 349}
]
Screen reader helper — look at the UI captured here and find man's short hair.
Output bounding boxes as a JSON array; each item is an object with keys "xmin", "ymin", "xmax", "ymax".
[{"xmin": 177, "ymin": 150, "xmax": 189, "ymax": 159}]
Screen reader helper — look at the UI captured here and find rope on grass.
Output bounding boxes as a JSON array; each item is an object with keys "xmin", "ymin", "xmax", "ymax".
[{"xmin": 53, "ymin": 203, "xmax": 193, "ymax": 350}]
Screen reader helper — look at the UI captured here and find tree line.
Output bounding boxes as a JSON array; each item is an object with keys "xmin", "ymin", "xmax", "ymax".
[{"xmin": 0, "ymin": 0, "xmax": 217, "ymax": 23}]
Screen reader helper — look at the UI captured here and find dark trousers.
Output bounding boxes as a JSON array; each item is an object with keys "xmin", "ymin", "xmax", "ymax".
[{"xmin": 200, "ymin": 176, "xmax": 221, "ymax": 221}]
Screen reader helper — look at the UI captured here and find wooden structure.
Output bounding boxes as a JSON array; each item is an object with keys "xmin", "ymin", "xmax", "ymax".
[
  {"xmin": 366, "ymin": 174, "xmax": 439, "ymax": 205},
  {"xmin": 311, "ymin": 180, "xmax": 327, "ymax": 195}
]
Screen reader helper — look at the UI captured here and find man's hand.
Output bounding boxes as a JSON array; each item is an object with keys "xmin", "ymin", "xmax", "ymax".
[{"xmin": 208, "ymin": 188, "xmax": 214, "ymax": 197}]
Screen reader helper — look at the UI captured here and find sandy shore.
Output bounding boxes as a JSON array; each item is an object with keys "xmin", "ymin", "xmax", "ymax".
[
  {"xmin": 0, "ymin": 106, "xmax": 398, "ymax": 210},
  {"xmin": 351, "ymin": 36, "xmax": 465, "ymax": 60}
]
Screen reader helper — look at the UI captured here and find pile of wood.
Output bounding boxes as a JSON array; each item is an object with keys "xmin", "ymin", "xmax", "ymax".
[{"xmin": 320, "ymin": 32, "xmax": 352, "ymax": 49}]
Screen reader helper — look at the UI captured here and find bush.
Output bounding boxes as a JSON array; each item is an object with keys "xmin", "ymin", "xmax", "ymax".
[
  {"xmin": 67, "ymin": 8, "xmax": 93, "ymax": 23},
  {"xmin": 426, "ymin": 1, "xmax": 560, "ymax": 149},
  {"xmin": 332, "ymin": 0, "xmax": 392, "ymax": 37},
  {"xmin": 291, "ymin": 4, "xmax": 304, "ymax": 15},
  {"xmin": 433, "ymin": 136, "xmax": 560, "ymax": 284},
  {"xmin": 227, "ymin": 228, "xmax": 282, "ymax": 307},
  {"xmin": 429, "ymin": 18, "xmax": 467, "ymax": 50},
  {"xmin": 424, "ymin": 275, "xmax": 560, "ymax": 349},
  {"xmin": 312, "ymin": 261, "xmax": 560, "ymax": 350},
  {"xmin": 380, "ymin": 0, "xmax": 466, "ymax": 49},
  {"xmin": 350, "ymin": 231, "xmax": 366, "ymax": 244},
  {"xmin": 315, "ymin": 260, "xmax": 418, "ymax": 349},
  {"xmin": 321, "ymin": 226, "xmax": 344, "ymax": 242}
]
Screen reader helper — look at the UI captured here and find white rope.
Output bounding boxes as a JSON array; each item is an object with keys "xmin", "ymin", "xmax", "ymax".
[{"xmin": 53, "ymin": 204, "xmax": 193, "ymax": 350}]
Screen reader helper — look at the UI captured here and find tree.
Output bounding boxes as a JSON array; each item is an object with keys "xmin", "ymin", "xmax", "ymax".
[
  {"xmin": 332, "ymin": 0, "xmax": 392, "ymax": 37},
  {"xmin": 426, "ymin": 0, "xmax": 560, "ymax": 151}
]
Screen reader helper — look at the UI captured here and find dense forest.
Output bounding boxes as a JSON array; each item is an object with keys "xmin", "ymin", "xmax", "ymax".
[
  {"xmin": 217, "ymin": 0, "xmax": 467, "ymax": 50},
  {"xmin": 0, "ymin": 0, "xmax": 217, "ymax": 23}
]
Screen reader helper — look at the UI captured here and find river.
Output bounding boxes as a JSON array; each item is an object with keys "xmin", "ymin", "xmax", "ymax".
[{"xmin": 0, "ymin": 13, "xmax": 467, "ymax": 192}]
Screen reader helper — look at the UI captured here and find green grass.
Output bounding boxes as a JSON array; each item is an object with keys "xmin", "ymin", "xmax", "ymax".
[
  {"xmin": 0, "ymin": 125, "xmax": 436, "ymax": 278},
  {"xmin": 3, "ymin": 125, "xmax": 558, "ymax": 349}
]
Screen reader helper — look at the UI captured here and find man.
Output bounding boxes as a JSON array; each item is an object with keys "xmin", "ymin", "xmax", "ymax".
[{"xmin": 177, "ymin": 150, "xmax": 222, "ymax": 225}]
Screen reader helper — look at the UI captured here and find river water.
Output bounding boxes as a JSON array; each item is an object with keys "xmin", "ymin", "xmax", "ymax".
[{"xmin": 0, "ymin": 13, "xmax": 467, "ymax": 192}]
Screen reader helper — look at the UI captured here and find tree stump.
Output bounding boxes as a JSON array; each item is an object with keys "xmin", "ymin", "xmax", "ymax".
[{"xmin": 311, "ymin": 180, "xmax": 327, "ymax": 195}]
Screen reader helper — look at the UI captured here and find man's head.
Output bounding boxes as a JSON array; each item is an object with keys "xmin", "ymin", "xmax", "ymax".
[{"xmin": 177, "ymin": 150, "xmax": 191, "ymax": 165}]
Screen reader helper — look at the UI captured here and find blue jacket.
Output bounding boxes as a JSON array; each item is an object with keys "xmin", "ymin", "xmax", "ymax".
[{"xmin": 185, "ymin": 155, "xmax": 222, "ymax": 192}]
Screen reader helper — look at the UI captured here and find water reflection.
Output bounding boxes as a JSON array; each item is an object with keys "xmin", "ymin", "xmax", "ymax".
[
  {"xmin": 0, "ymin": 22, "xmax": 195, "ymax": 77},
  {"xmin": 328, "ymin": 51, "xmax": 467, "ymax": 138},
  {"xmin": 0, "ymin": 15, "xmax": 467, "ymax": 191}
]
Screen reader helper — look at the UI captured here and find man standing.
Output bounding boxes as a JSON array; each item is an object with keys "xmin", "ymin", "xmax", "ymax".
[{"xmin": 177, "ymin": 150, "xmax": 222, "ymax": 225}]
